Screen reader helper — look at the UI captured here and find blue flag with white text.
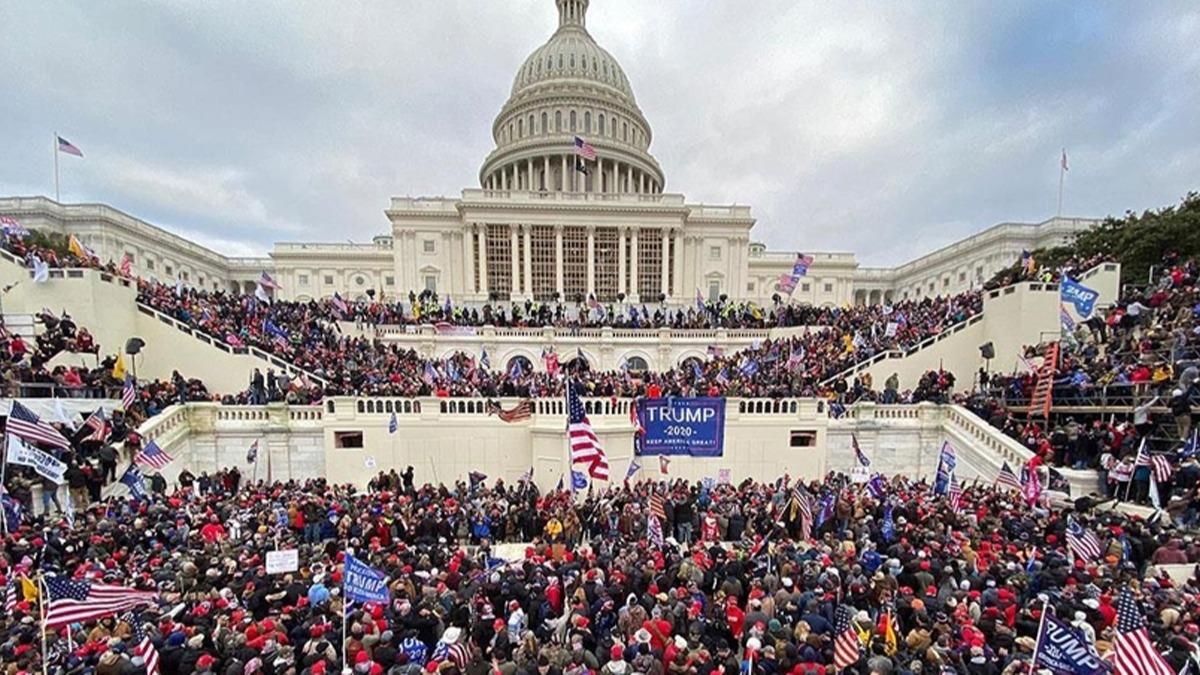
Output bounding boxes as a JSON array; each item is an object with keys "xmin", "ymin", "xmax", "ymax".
[
  {"xmin": 1034, "ymin": 613, "xmax": 1112, "ymax": 675},
  {"xmin": 1060, "ymin": 277, "xmax": 1099, "ymax": 318},
  {"xmin": 344, "ymin": 553, "xmax": 390, "ymax": 604}
]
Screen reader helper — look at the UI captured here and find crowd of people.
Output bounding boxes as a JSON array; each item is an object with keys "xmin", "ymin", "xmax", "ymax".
[
  {"xmin": 1, "ymin": 311, "xmax": 104, "ymax": 398},
  {"xmin": 4, "ymin": 470, "xmax": 1200, "ymax": 675}
]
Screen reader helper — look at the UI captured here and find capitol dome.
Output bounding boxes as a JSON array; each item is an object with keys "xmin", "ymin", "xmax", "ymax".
[{"xmin": 479, "ymin": 0, "xmax": 665, "ymax": 195}]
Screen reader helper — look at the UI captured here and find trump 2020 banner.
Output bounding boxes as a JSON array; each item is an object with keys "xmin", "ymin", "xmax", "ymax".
[{"xmin": 636, "ymin": 397, "xmax": 726, "ymax": 456}]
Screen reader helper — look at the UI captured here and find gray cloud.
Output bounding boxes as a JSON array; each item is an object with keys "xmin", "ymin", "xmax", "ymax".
[{"xmin": 1, "ymin": 0, "xmax": 1197, "ymax": 265}]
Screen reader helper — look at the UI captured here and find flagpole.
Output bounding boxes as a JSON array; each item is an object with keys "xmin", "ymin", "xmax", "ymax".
[
  {"xmin": 1029, "ymin": 599, "xmax": 1050, "ymax": 674},
  {"xmin": 1056, "ymin": 148, "xmax": 1065, "ymax": 217},
  {"xmin": 53, "ymin": 133, "xmax": 60, "ymax": 203},
  {"xmin": 39, "ymin": 572, "xmax": 50, "ymax": 675},
  {"xmin": 0, "ymin": 435, "xmax": 8, "ymax": 537}
]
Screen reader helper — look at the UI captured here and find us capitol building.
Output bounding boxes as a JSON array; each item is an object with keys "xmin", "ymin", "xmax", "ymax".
[{"xmin": 0, "ymin": 0, "xmax": 1097, "ymax": 308}]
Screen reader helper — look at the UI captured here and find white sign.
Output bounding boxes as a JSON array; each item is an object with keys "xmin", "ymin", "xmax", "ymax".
[
  {"xmin": 364, "ymin": 456, "xmax": 377, "ymax": 469},
  {"xmin": 849, "ymin": 466, "xmax": 870, "ymax": 484},
  {"xmin": 6, "ymin": 435, "xmax": 66, "ymax": 484},
  {"xmin": 717, "ymin": 468, "xmax": 731, "ymax": 485},
  {"xmin": 265, "ymin": 549, "xmax": 299, "ymax": 574}
]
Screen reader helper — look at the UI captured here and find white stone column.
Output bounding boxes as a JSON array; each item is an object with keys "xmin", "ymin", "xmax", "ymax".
[
  {"xmin": 526, "ymin": 158, "xmax": 533, "ymax": 191},
  {"xmin": 478, "ymin": 226, "xmax": 489, "ymax": 297},
  {"xmin": 501, "ymin": 166, "xmax": 508, "ymax": 190},
  {"xmin": 554, "ymin": 225, "xmax": 564, "ymax": 299},
  {"xmin": 464, "ymin": 224, "xmax": 475, "ymax": 294},
  {"xmin": 673, "ymin": 229, "xmax": 684, "ymax": 300},
  {"xmin": 630, "ymin": 228, "xmax": 640, "ymax": 302},
  {"xmin": 660, "ymin": 229, "xmax": 669, "ymax": 299},
  {"xmin": 617, "ymin": 226, "xmax": 627, "ymax": 297},
  {"xmin": 561, "ymin": 155, "xmax": 567, "ymax": 191},
  {"xmin": 586, "ymin": 226, "xmax": 596, "ymax": 297},
  {"xmin": 509, "ymin": 224, "xmax": 520, "ymax": 299},
  {"xmin": 595, "ymin": 157, "xmax": 602, "ymax": 192},
  {"xmin": 543, "ymin": 156, "xmax": 550, "ymax": 191},
  {"xmin": 522, "ymin": 224, "xmax": 533, "ymax": 298},
  {"xmin": 639, "ymin": 172, "xmax": 645, "ymax": 193},
  {"xmin": 627, "ymin": 165, "xmax": 633, "ymax": 193}
]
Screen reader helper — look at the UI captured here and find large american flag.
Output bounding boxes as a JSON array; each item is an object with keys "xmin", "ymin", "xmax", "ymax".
[
  {"xmin": 57, "ymin": 136, "xmax": 83, "ymax": 157},
  {"xmin": 134, "ymin": 440, "xmax": 174, "ymax": 470},
  {"xmin": 567, "ymin": 382, "xmax": 608, "ymax": 480},
  {"xmin": 122, "ymin": 612, "xmax": 161, "ymax": 675},
  {"xmin": 6, "ymin": 400, "xmax": 71, "ymax": 448},
  {"xmin": 82, "ymin": 408, "xmax": 108, "ymax": 443},
  {"xmin": 573, "ymin": 136, "xmax": 597, "ymax": 161},
  {"xmin": 649, "ymin": 492, "xmax": 666, "ymax": 522},
  {"xmin": 1149, "ymin": 454, "xmax": 1172, "ymax": 483},
  {"xmin": 995, "ymin": 461, "xmax": 1023, "ymax": 492},
  {"xmin": 1066, "ymin": 517, "xmax": 1103, "ymax": 561},
  {"xmin": 1114, "ymin": 589, "xmax": 1173, "ymax": 675},
  {"xmin": 43, "ymin": 576, "xmax": 158, "ymax": 628},
  {"xmin": 948, "ymin": 475, "xmax": 963, "ymax": 511},
  {"xmin": 833, "ymin": 605, "xmax": 861, "ymax": 669}
]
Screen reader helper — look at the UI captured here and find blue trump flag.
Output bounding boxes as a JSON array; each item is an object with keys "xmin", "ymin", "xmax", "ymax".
[
  {"xmin": 1060, "ymin": 277, "xmax": 1099, "ymax": 318},
  {"xmin": 1035, "ymin": 613, "xmax": 1112, "ymax": 675},
  {"xmin": 120, "ymin": 466, "xmax": 148, "ymax": 501},
  {"xmin": 344, "ymin": 553, "xmax": 390, "ymax": 604},
  {"xmin": 933, "ymin": 441, "xmax": 957, "ymax": 496}
]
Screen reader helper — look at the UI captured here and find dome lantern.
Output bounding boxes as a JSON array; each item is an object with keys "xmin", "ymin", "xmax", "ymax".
[{"xmin": 557, "ymin": 0, "xmax": 589, "ymax": 30}]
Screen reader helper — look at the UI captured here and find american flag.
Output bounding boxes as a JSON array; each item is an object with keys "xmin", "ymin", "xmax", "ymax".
[
  {"xmin": 259, "ymin": 271, "xmax": 281, "ymax": 290},
  {"xmin": 488, "ymin": 399, "xmax": 532, "ymax": 423},
  {"xmin": 6, "ymin": 400, "xmax": 71, "ymax": 448},
  {"xmin": 4, "ymin": 577, "xmax": 17, "ymax": 613},
  {"xmin": 851, "ymin": 434, "xmax": 870, "ymax": 467},
  {"xmin": 833, "ymin": 605, "xmax": 861, "ymax": 669},
  {"xmin": 1114, "ymin": 589, "xmax": 1173, "ymax": 675},
  {"xmin": 331, "ymin": 293, "xmax": 349, "ymax": 316},
  {"xmin": 573, "ymin": 136, "xmax": 597, "ymax": 161},
  {"xmin": 1150, "ymin": 454, "xmax": 1172, "ymax": 483},
  {"xmin": 1066, "ymin": 518, "xmax": 1103, "ymax": 561},
  {"xmin": 948, "ymin": 475, "xmax": 963, "ymax": 511},
  {"xmin": 995, "ymin": 461, "xmax": 1023, "ymax": 492},
  {"xmin": 647, "ymin": 512, "xmax": 664, "ymax": 547},
  {"xmin": 1060, "ymin": 148, "xmax": 1069, "ymax": 172},
  {"xmin": 659, "ymin": 455, "xmax": 670, "ymax": 475},
  {"xmin": 649, "ymin": 492, "xmax": 666, "ymax": 522},
  {"xmin": 134, "ymin": 440, "xmax": 173, "ymax": 470},
  {"xmin": 519, "ymin": 466, "xmax": 534, "ymax": 483},
  {"xmin": 567, "ymin": 382, "xmax": 609, "ymax": 480},
  {"xmin": 43, "ymin": 576, "xmax": 158, "ymax": 628},
  {"xmin": 792, "ymin": 487, "xmax": 813, "ymax": 540},
  {"xmin": 122, "ymin": 612, "xmax": 161, "ymax": 675},
  {"xmin": 1134, "ymin": 440, "xmax": 1152, "ymax": 469},
  {"xmin": 57, "ymin": 136, "xmax": 83, "ymax": 157},
  {"xmin": 82, "ymin": 408, "xmax": 108, "ymax": 443},
  {"xmin": 122, "ymin": 375, "xmax": 137, "ymax": 410},
  {"xmin": 119, "ymin": 253, "xmax": 133, "ymax": 277}
]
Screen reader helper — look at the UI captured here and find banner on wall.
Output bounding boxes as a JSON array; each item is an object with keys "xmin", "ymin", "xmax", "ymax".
[{"xmin": 636, "ymin": 397, "xmax": 726, "ymax": 456}]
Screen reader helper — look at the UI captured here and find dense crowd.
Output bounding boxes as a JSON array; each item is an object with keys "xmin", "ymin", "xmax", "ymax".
[
  {"xmin": 4, "ymin": 470, "xmax": 1200, "ymax": 675},
  {"xmin": 1, "ymin": 311, "xmax": 104, "ymax": 398}
]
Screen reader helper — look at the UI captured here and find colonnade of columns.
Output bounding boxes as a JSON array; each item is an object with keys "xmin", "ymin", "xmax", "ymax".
[
  {"xmin": 463, "ymin": 223, "xmax": 682, "ymax": 301},
  {"xmin": 483, "ymin": 154, "xmax": 661, "ymax": 195}
]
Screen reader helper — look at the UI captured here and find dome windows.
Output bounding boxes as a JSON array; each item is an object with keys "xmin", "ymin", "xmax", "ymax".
[
  {"xmin": 569, "ymin": 110, "xmax": 576, "ymax": 132},
  {"xmin": 541, "ymin": 112, "xmax": 548, "ymax": 135},
  {"xmin": 584, "ymin": 111, "xmax": 591, "ymax": 133},
  {"xmin": 555, "ymin": 111, "xmax": 562, "ymax": 132},
  {"xmin": 598, "ymin": 113, "xmax": 605, "ymax": 136}
]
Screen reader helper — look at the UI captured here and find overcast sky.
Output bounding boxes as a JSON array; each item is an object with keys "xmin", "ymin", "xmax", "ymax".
[{"xmin": 2, "ymin": 1, "xmax": 1198, "ymax": 265}]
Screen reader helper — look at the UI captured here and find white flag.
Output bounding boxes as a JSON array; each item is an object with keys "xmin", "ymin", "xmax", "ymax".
[
  {"xmin": 32, "ymin": 257, "xmax": 49, "ymax": 283},
  {"xmin": 254, "ymin": 282, "xmax": 271, "ymax": 303},
  {"xmin": 6, "ymin": 434, "xmax": 67, "ymax": 484}
]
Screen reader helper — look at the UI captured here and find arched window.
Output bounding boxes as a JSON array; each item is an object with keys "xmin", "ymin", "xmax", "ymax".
[
  {"xmin": 557, "ymin": 54, "xmax": 563, "ymax": 69},
  {"xmin": 622, "ymin": 122, "xmax": 628, "ymax": 141},
  {"xmin": 569, "ymin": 110, "xmax": 576, "ymax": 132},
  {"xmin": 517, "ymin": 118, "xmax": 523, "ymax": 137},
  {"xmin": 569, "ymin": 53, "xmax": 575, "ymax": 69},
  {"xmin": 528, "ymin": 114, "xmax": 534, "ymax": 135},
  {"xmin": 623, "ymin": 356, "xmax": 649, "ymax": 372},
  {"xmin": 555, "ymin": 111, "xmax": 562, "ymax": 132},
  {"xmin": 610, "ymin": 117, "xmax": 616, "ymax": 137},
  {"xmin": 507, "ymin": 355, "xmax": 533, "ymax": 376},
  {"xmin": 541, "ymin": 112, "xmax": 548, "ymax": 135},
  {"xmin": 598, "ymin": 113, "xmax": 605, "ymax": 136},
  {"xmin": 584, "ymin": 111, "xmax": 591, "ymax": 133}
]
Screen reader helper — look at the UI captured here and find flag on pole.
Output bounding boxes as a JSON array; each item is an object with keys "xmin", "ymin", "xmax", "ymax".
[
  {"xmin": 134, "ymin": 440, "xmax": 174, "ymax": 470},
  {"xmin": 948, "ymin": 475, "xmax": 963, "ymax": 511},
  {"xmin": 119, "ymin": 253, "xmax": 133, "ymax": 277},
  {"xmin": 659, "ymin": 455, "xmax": 670, "ymax": 475},
  {"xmin": 122, "ymin": 612, "xmax": 161, "ymax": 675},
  {"xmin": 1060, "ymin": 148, "xmax": 1069, "ymax": 172},
  {"xmin": 5, "ymin": 401, "xmax": 71, "ymax": 448},
  {"xmin": 567, "ymin": 381, "xmax": 609, "ymax": 480},
  {"xmin": 573, "ymin": 136, "xmax": 597, "ymax": 161},
  {"xmin": 995, "ymin": 462, "xmax": 1023, "ymax": 492},
  {"xmin": 625, "ymin": 457, "xmax": 642, "ymax": 482},
  {"xmin": 121, "ymin": 374, "xmax": 137, "ymax": 410},
  {"xmin": 388, "ymin": 412, "xmax": 398, "ymax": 434},
  {"xmin": 933, "ymin": 441, "xmax": 956, "ymax": 495},
  {"xmin": 519, "ymin": 466, "xmax": 534, "ymax": 483},
  {"xmin": 570, "ymin": 469, "xmax": 588, "ymax": 491},
  {"xmin": 43, "ymin": 576, "xmax": 158, "ymax": 628},
  {"xmin": 32, "ymin": 257, "xmax": 49, "ymax": 283},
  {"xmin": 480, "ymin": 348, "xmax": 491, "ymax": 370},
  {"xmin": 647, "ymin": 512, "xmax": 664, "ymax": 547},
  {"xmin": 792, "ymin": 253, "xmax": 815, "ymax": 278},
  {"xmin": 851, "ymin": 434, "xmax": 870, "ymax": 467},
  {"xmin": 258, "ymin": 271, "xmax": 281, "ymax": 290},
  {"xmin": 67, "ymin": 234, "xmax": 94, "ymax": 260},
  {"xmin": 57, "ymin": 136, "xmax": 83, "ymax": 157},
  {"xmin": 1114, "ymin": 589, "xmax": 1174, "ymax": 675},
  {"xmin": 649, "ymin": 492, "xmax": 666, "ymax": 522},
  {"xmin": 1022, "ymin": 465, "xmax": 1043, "ymax": 506},
  {"xmin": 469, "ymin": 471, "xmax": 487, "ymax": 491},
  {"xmin": 82, "ymin": 408, "xmax": 108, "ymax": 443},
  {"xmin": 246, "ymin": 440, "xmax": 259, "ymax": 464},
  {"xmin": 833, "ymin": 606, "xmax": 862, "ymax": 670},
  {"xmin": 119, "ymin": 466, "xmax": 148, "ymax": 501},
  {"xmin": 488, "ymin": 399, "xmax": 532, "ymax": 423},
  {"xmin": 1066, "ymin": 518, "xmax": 1103, "ymax": 561}
]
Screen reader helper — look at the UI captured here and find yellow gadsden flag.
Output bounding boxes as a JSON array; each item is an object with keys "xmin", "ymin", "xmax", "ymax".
[
  {"xmin": 68, "ymin": 234, "xmax": 91, "ymax": 259},
  {"xmin": 112, "ymin": 353, "xmax": 127, "ymax": 380}
]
